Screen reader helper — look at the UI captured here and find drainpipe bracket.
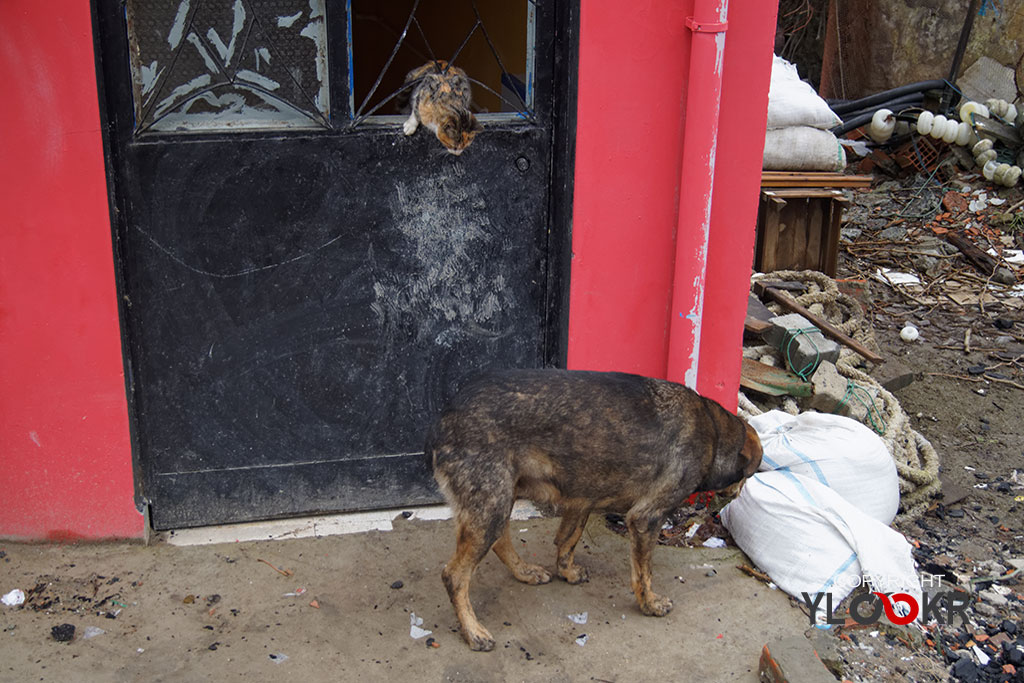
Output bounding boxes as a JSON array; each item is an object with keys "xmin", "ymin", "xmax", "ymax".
[{"xmin": 685, "ymin": 17, "xmax": 728, "ymax": 33}]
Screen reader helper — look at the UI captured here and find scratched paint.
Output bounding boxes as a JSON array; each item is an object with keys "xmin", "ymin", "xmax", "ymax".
[{"xmin": 671, "ymin": 0, "xmax": 730, "ymax": 389}]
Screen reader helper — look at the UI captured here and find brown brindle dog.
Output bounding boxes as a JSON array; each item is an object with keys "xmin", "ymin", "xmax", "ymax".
[{"xmin": 425, "ymin": 369, "xmax": 763, "ymax": 651}]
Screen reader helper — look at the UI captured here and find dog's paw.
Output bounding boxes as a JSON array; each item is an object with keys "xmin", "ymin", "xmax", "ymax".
[
  {"xmin": 559, "ymin": 564, "xmax": 589, "ymax": 585},
  {"xmin": 465, "ymin": 627, "xmax": 495, "ymax": 652},
  {"xmin": 514, "ymin": 563, "xmax": 552, "ymax": 585},
  {"xmin": 640, "ymin": 594, "xmax": 673, "ymax": 617}
]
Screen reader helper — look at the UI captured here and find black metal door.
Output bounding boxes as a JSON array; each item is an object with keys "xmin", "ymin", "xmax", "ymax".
[{"xmin": 93, "ymin": 0, "xmax": 575, "ymax": 529}]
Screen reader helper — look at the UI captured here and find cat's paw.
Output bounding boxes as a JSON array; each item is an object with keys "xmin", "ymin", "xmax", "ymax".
[{"xmin": 403, "ymin": 114, "xmax": 419, "ymax": 136}]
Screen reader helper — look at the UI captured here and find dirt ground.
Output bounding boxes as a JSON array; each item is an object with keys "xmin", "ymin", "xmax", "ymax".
[{"xmin": 2, "ymin": 515, "xmax": 813, "ymax": 682}]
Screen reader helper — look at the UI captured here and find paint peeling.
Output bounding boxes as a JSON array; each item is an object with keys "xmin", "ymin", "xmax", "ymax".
[
  {"xmin": 154, "ymin": 73, "xmax": 212, "ymax": 118},
  {"xmin": 254, "ymin": 47, "xmax": 272, "ymax": 70},
  {"xmin": 205, "ymin": 0, "xmax": 246, "ymax": 68},
  {"xmin": 237, "ymin": 69, "xmax": 281, "ymax": 91},
  {"xmin": 140, "ymin": 60, "xmax": 164, "ymax": 96},
  {"xmin": 167, "ymin": 0, "xmax": 191, "ymax": 50},
  {"xmin": 185, "ymin": 32, "xmax": 219, "ymax": 73},
  {"xmin": 29, "ymin": 431, "xmax": 41, "ymax": 448},
  {"xmin": 277, "ymin": 10, "xmax": 302, "ymax": 28}
]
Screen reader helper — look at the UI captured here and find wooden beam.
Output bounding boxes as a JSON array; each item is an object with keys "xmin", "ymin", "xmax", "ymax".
[
  {"xmin": 761, "ymin": 172, "xmax": 873, "ymax": 188},
  {"xmin": 752, "ymin": 282, "xmax": 884, "ymax": 363}
]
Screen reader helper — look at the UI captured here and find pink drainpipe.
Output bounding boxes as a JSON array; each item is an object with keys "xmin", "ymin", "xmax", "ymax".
[{"xmin": 666, "ymin": 0, "xmax": 730, "ymax": 388}]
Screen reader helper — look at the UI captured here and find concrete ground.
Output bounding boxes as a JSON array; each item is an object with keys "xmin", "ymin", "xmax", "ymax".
[{"xmin": 1, "ymin": 509, "xmax": 812, "ymax": 682}]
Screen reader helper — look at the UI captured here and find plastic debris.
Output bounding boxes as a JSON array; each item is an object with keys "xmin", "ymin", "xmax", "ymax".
[
  {"xmin": 567, "ymin": 611, "xmax": 588, "ymax": 625},
  {"xmin": 575, "ymin": 634, "xmax": 588, "ymax": 647},
  {"xmin": 2, "ymin": 589, "xmax": 25, "ymax": 607},
  {"xmin": 874, "ymin": 268, "xmax": 921, "ymax": 286},
  {"xmin": 409, "ymin": 613, "xmax": 432, "ymax": 639},
  {"xmin": 82, "ymin": 626, "xmax": 105, "ymax": 640},
  {"xmin": 900, "ymin": 324, "xmax": 920, "ymax": 342},
  {"xmin": 282, "ymin": 588, "xmax": 306, "ymax": 597},
  {"xmin": 702, "ymin": 537, "xmax": 726, "ymax": 549},
  {"xmin": 268, "ymin": 653, "xmax": 289, "ymax": 664}
]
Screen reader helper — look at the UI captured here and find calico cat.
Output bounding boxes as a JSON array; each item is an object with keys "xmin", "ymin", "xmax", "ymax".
[{"xmin": 402, "ymin": 61, "xmax": 482, "ymax": 155}]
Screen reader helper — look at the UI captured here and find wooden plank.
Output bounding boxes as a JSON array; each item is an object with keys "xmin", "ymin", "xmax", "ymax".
[
  {"xmin": 762, "ymin": 189, "xmax": 847, "ymax": 199},
  {"xmin": 791, "ymin": 198, "xmax": 808, "ymax": 272},
  {"xmin": 740, "ymin": 358, "xmax": 814, "ymax": 397},
  {"xmin": 823, "ymin": 197, "xmax": 845, "ymax": 276},
  {"xmin": 752, "ymin": 283, "xmax": 883, "ymax": 363},
  {"xmin": 744, "ymin": 316, "xmax": 772, "ymax": 335},
  {"xmin": 806, "ymin": 197, "xmax": 823, "ymax": 272},
  {"xmin": 761, "ymin": 172, "xmax": 873, "ymax": 188},
  {"xmin": 759, "ymin": 194, "xmax": 785, "ymax": 273}
]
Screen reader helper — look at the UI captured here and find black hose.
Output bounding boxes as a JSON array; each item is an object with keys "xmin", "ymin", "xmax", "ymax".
[
  {"xmin": 838, "ymin": 93, "xmax": 924, "ymax": 123},
  {"xmin": 827, "ymin": 80, "xmax": 948, "ymax": 115},
  {"xmin": 831, "ymin": 113, "xmax": 875, "ymax": 136}
]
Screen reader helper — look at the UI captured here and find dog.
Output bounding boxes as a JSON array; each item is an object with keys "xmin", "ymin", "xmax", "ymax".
[{"xmin": 425, "ymin": 368, "xmax": 763, "ymax": 651}]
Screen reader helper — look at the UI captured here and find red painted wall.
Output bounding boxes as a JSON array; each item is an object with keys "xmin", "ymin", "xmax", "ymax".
[
  {"xmin": 0, "ymin": 3, "xmax": 144, "ymax": 539},
  {"xmin": 568, "ymin": 0, "xmax": 777, "ymax": 412}
]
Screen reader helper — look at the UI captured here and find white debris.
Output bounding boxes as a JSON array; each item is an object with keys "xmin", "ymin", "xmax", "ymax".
[
  {"xmin": 1, "ymin": 590, "xmax": 24, "ymax": 607},
  {"xmin": 575, "ymin": 634, "xmax": 589, "ymax": 647},
  {"xmin": 874, "ymin": 268, "xmax": 921, "ymax": 286},
  {"xmin": 82, "ymin": 626, "xmax": 105, "ymax": 640},
  {"xmin": 567, "ymin": 611, "xmax": 588, "ymax": 625},
  {"xmin": 409, "ymin": 613, "xmax": 432, "ymax": 639},
  {"xmin": 702, "ymin": 537, "xmax": 727, "ymax": 549}
]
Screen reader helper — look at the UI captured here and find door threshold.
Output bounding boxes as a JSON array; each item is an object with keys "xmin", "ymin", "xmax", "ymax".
[{"xmin": 159, "ymin": 501, "xmax": 543, "ymax": 547}]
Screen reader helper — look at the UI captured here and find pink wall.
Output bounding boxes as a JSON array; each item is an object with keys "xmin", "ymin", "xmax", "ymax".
[
  {"xmin": 0, "ymin": 3, "xmax": 144, "ymax": 540},
  {"xmin": 568, "ymin": 0, "xmax": 777, "ymax": 411}
]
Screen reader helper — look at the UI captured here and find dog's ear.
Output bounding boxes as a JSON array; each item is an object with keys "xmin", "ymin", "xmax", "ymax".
[{"xmin": 741, "ymin": 423, "xmax": 762, "ymax": 477}]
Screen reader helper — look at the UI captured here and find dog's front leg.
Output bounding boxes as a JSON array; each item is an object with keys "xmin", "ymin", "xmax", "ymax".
[{"xmin": 625, "ymin": 511, "xmax": 673, "ymax": 616}]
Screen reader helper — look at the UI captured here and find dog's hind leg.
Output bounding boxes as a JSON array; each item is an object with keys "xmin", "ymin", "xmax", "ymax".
[
  {"xmin": 492, "ymin": 523, "xmax": 552, "ymax": 585},
  {"xmin": 625, "ymin": 508, "xmax": 674, "ymax": 617},
  {"xmin": 442, "ymin": 513, "xmax": 498, "ymax": 651},
  {"xmin": 554, "ymin": 506, "xmax": 592, "ymax": 584}
]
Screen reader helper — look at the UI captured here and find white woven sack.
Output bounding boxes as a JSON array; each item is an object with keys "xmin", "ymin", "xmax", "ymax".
[
  {"xmin": 748, "ymin": 410, "xmax": 899, "ymax": 524},
  {"xmin": 720, "ymin": 471, "xmax": 921, "ymax": 617},
  {"xmin": 763, "ymin": 126, "xmax": 847, "ymax": 171},
  {"xmin": 767, "ymin": 55, "xmax": 842, "ymax": 130}
]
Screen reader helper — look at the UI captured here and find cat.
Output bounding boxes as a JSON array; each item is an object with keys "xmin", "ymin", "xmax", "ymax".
[{"xmin": 402, "ymin": 61, "xmax": 482, "ymax": 155}]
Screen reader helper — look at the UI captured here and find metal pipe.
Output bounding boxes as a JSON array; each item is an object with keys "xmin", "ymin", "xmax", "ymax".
[{"xmin": 666, "ymin": 0, "xmax": 729, "ymax": 388}]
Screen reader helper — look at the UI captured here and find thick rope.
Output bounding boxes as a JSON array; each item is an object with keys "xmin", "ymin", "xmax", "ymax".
[{"xmin": 740, "ymin": 270, "xmax": 941, "ymax": 522}]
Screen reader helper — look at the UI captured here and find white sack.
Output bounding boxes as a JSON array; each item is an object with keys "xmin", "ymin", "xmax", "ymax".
[
  {"xmin": 767, "ymin": 56, "xmax": 842, "ymax": 130},
  {"xmin": 720, "ymin": 471, "xmax": 920, "ymax": 615},
  {"xmin": 763, "ymin": 126, "xmax": 847, "ymax": 171},
  {"xmin": 748, "ymin": 410, "xmax": 899, "ymax": 524}
]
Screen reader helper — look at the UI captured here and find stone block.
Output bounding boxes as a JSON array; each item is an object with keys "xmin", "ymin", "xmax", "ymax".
[
  {"xmin": 763, "ymin": 313, "xmax": 840, "ymax": 377},
  {"xmin": 759, "ymin": 636, "xmax": 837, "ymax": 683}
]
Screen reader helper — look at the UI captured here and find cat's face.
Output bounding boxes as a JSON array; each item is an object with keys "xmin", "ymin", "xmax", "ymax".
[{"xmin": 437, "ymin": 112, "xmax": 483, "ymax": 155}]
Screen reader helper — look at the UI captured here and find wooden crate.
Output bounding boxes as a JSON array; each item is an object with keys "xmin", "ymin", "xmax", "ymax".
[{"xmin": 754, "ymin": 189, "xmax": 847, "ymax": 276}]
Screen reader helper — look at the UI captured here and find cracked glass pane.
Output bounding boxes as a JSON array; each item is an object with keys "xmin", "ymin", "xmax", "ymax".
[
  {"xmin": 349, "ymin": 0, "xmax": 535, "ymax": 124},
  {"xmin": 126, "ymin": 0, "xmax": 330, "ymax": 133}
]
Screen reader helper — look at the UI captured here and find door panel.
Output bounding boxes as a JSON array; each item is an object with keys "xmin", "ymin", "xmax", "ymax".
[{"xmin": 94, "ymin": 0, "xmax": 571, "ymax": 529}]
